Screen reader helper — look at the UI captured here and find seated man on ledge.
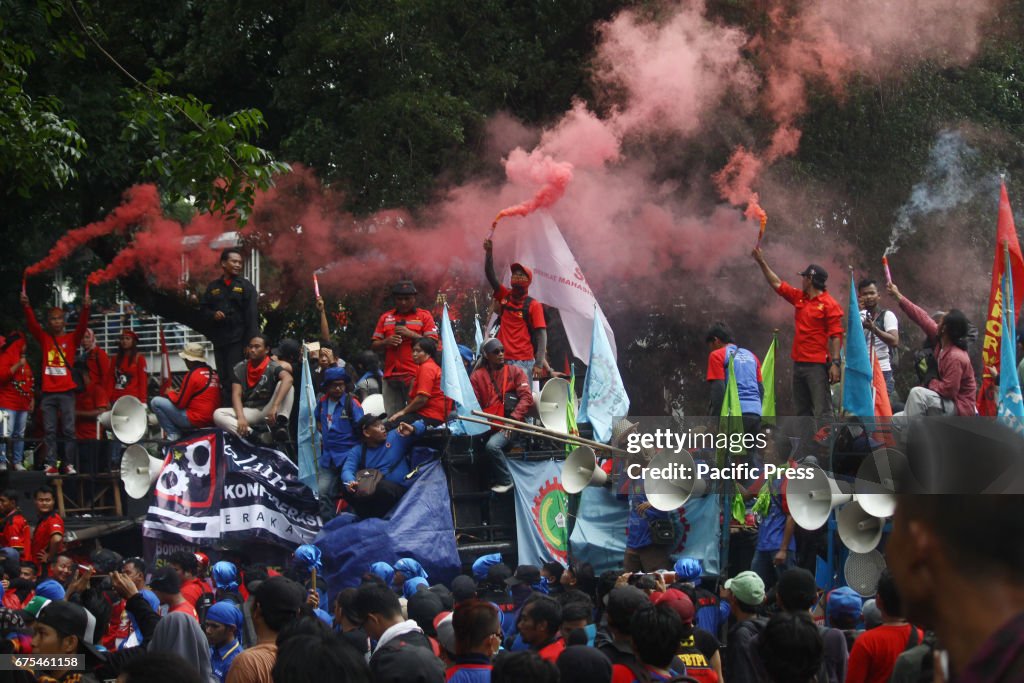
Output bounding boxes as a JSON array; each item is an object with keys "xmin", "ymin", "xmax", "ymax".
[
  {"xmin": 341, "ymin": 413, "xmax": 425, "ymax": 519},
  {"xmin": 213, "ymin": 334, "xmax": 294, "ymax": 442}
]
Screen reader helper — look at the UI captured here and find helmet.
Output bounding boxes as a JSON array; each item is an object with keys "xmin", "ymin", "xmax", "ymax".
[{"xmin": 195, "ymin": 551, "xmax": 211, "ymax": 577}]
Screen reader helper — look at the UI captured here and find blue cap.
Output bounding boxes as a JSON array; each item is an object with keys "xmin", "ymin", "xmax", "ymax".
[
  {"xmin": 34, "ymin": 580, "xmax": 65, "ymax": 601},
  {"xmin": 205, "ymin": 601, "xmax": 243, "ymax": 632},
  {"xmin": 673, "ymin": 558, "xmax": 702, "ymax": 583},
  {"xmin": 322, "ymin": 366, "xmax": 350, "ymax": 388},
  {"xmin": 827, "ymin": 586, "xmax": 863, "ymax": 623},
  {"xmin": 212, "ymin": 561, "xmax": 239, "ymax": 592},
  {"xmin": 472, "ymin": 553, "xmax": 503, "ymax": 581},
  {"xmin": 403, "ymin": 576, "xmax": 430, "ymax": 600}
]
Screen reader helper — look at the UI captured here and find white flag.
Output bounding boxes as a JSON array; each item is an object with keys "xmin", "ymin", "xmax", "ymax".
[{"xmin": 507, "ymin": 212, "xmax": 617, "ymax": 360}]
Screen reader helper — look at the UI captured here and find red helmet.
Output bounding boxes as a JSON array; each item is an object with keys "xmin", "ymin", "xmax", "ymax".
[{"xmin": 195, "ymin": 552, "xmax": 210, "ymax": 576}]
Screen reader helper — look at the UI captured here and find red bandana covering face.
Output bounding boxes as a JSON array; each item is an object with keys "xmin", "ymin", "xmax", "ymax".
[{"xmin": 246, "ymin": 356, "xmax": 269, "ymax": 388}]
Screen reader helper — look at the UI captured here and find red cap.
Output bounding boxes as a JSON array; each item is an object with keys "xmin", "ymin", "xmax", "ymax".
[{"xmin": 651, "ymin": 588, "xmax": 695, "ymax": 624}]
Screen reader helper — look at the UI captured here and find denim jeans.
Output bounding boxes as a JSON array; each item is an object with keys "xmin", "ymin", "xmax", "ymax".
[
  {"xmin": 751, "ymin": 549, "xmax": 795, "ymax": 593},
  {"xmin": 150, "ymin": 397, "xmax": 194, "ymax": 440},
  {"xmin": 318, "ymin": 467, "xmax": 339, "ymax": 520},
  {"xmin": 0, "ymin": 409, "xmax": 28, "ymax": 464},
  {"xmin": 484, "ymin": 430, "xmax": 513, "ymax": 486}
]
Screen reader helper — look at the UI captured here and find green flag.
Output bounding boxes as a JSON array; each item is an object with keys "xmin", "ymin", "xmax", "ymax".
[
  {"xmin": 717, "ymin": 351, "xmax": 745, "ymax": 463},
  {"xmin": 762, "ymin": 333, "xmax": 777, "ymax": 426},
  {"xmin": 566, "ymin": 366, "xmax": 578, "ymax": 454}
]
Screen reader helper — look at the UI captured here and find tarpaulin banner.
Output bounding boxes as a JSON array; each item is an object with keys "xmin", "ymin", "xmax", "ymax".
[
  {"xmin": 507, "ymin": 458, "xmax": 569, "ymax": 566},
  {"xmin": 143, "ymin": 430, "xmax": 321, "ymax": 549},
  {"xmin": 315, "ymin": 461, "xmax": 460, "ymax": 595}
]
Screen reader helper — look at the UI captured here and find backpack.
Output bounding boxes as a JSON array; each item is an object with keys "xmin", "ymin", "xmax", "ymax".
[
  {"xmin": 496, "ymin": 295, "xmax": 538, "ymax": 350},
  {"xmin": 876, "ymin": 308, "xmax": 901, "ymax": 367},
  {"xmin": 196, "ymin": 591, "xmax": 216, "ymax": 622},
  {"xmin": 914, "ymin": 346, "xmax": 940, "ymax": 387}
]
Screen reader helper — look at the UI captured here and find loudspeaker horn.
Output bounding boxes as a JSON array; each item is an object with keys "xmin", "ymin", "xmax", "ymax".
[
  {"xmin": 844, "ymin": 549, "xmax": 887, "ymax": 597},
  {"xmin": 121, "ymin": 444, "xmax": 166, "ymax": 499},
  {"xmin": 109, "ymin": 395, "xmax": 148, "ymax": 445},
  {"xmin": 360, "ymin": 393, "xmax": 385, "ymax": 417},
  {"xmin": 836, "ymin": 500, "xmax": 885, "ymax": 553},
  {"xmin": 855, "ymin": 448, "xmax": 906, "ymax": 519},
  {"xmin": 561, "ymin": 446, "xmax": 607, "ymax": 494},
  {"xmin": 644, "ymin": 450, "xmax": 708, "ymax": 511},
  {"xmin": 785, "ymin": 464, "xmax": 852, "ymax": 530},
  {"xmin": 535, "ymin": 378, "xmax": 571, "ymax": 433}
]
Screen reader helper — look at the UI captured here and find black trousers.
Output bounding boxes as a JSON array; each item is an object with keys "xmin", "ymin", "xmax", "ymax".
[
  {"xmin": 792, "ymin": 362, "xmax": 834, "ymax": 419},
  {"xmin": 214, "ymin": 343, "xmax": 245, "ymax": 403},
  {"xmin": 342, "ymin": 480, "xmax": 406, "ymax": 518}
]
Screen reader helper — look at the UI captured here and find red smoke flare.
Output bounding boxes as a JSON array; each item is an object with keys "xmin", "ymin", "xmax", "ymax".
[
  {"xmin": 745, "ymin": 194, "xmax": 768, "ymax": 247},
  {"xmin": 490, "ymin": 150, "xmax": 573, "ymax": 234}
]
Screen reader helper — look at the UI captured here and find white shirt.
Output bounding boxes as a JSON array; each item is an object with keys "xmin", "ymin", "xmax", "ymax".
[{"xmin": 859, "ymin": 308, "xmax": 899, "ymax": 371}]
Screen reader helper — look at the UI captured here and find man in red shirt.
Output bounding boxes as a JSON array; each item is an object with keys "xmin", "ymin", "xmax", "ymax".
[
  {"xmin": 847, "ymin": 570, "xmax": 923, "ymax": 683},
  {"xmin": 150, "ymin": 565, "xmax": 200, "ymax": 620},
  {"xmin": 75, "ymin": 345, "xmax": 110, "ymax": 471},
  {"xmin": 752, "ymin": 249, "xmax": 843, "ymax": 418},
  {"xmin": 150, "ymin": 342, "xmax": 222, "ymax": 441},
  {"xmin": 371, "ymin": 281, "xmax": 439, "ymax": 416},
  {"xmin": 0, "ymin": 332, "xmax": 34, "ymax": 471},
  {"xmin": 517, "ymin": 595, "xmax": 566, "ymax": 664},
  {"xmin": 20, "ymin": 291, "xmax": 91, "ymax": 475},
  {"xmin": 31, "ymin": 485, "xmax": 64, "ymax": 571},
  {"xmin": 168, "ymin": 550, "xmax": 210, "ymax": 608},
  {"xmin": 484, "ymin": 240, "xmax": 550, "ymax": 380},
  {"xmin": 0, "ymin": 489, "xmax": 31, "ymax": 563}
]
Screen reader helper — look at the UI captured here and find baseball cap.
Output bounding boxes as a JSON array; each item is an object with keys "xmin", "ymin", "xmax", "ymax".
[
  {"xmin": 35, "ymin": 601, "xmax": 97, "ymax": 650},
  {"xmin": 862, "ymin": 598, "xmax": 883, "ymax": 629},
  {"xmin": 35, "ymin": 579, "xmax": 65, "ymax": 601},
  {"xmin": 798, "ymin": 264, "xmax": 828, "ymax": 286},
  {"xmin": 724, "ymin": 571, "xmax": 766, "ymax": 605},
  {"xmin": 651, "ymin": 588, "xmax": 695, "ymax": 624},
  {"xmin": 149, "ymin": 566, "xmax": 181, "ymax": 594},
  {"xmin": 826, "ymin": 586, "xmax": 863, "ymax": 623},
  {"xmin": 357, "ymin": 413, "xmax": 387, "ymax": 434},
  {"xmin": 776, "ymin": 568, "xmax": 818, "ymax": 610},
  {"xmin": 392, "ymin": 280, "xmax": 418, "ymax": 295},
  {"xmin": 322, "ymin": 366, "xmax": 350, "ymax": 387},
  {"xmin": 254, "ymin": 576, "xmax": 305, "ymax": 624},
  {"xmin": 504, "ymin": 565, "xmax": 541, "ymax": 587},
  {"xmin": 433, "ymin": 611, "xmax": 455, "ymax": 655},
  {"xmin": 451, "ymin": 575, "xmax": 477, "ymax": 603},
  {"xmin": 606, "ymin": 586, "xmax": 650, "ymax": 629}
]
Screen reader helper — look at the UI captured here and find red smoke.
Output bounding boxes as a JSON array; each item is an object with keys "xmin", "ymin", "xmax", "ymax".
[{"xmin": 491, "ymin": 150, "xmax": 573, "ymax": 230}]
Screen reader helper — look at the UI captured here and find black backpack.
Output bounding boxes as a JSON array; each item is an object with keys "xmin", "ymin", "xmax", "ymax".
[{"xmin": 496, "ymin": 295, "xmax": 537, "ymax": 349}]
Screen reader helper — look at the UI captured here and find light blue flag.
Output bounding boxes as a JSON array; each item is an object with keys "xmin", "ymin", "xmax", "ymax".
[
  {"xmin": 474, "ymin": 315, "xmax": 484, "ymax": 355},
  {"xmin": 507, "ymin": 458, "xmax": 569, "ymax": 566},
  {"xmin": 296, "ymin": 350, "xmax": 319, "ymax": 493},
  {"xmin": 578, "ymin": 304, "xmax": 629, "ymax": 442},
  {"xmin": 841, "ymin": 273, "xmax": 875, "ymax": 428},
  {"xmin": 997, "ymin": 247, "xmax": 1024, "ymax": 433},
  {"xmin": 440, "ymin": 304, "xmax": 488, "ymax": 436}
]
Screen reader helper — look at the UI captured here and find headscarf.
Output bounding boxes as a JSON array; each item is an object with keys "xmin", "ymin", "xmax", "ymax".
[
  {"xmin": 471, "ymin": 553, "xmax": 502, "ymax": 581},
  {"xmin": 212, "ymin": 561, "xmax": 240, "ymax": 593},
  {"xmin": 394, "ymin": 558, "xmax": 428, "ymax": 582},
  {"xmin": 673, "ymin": 558, "xmax": 702, "ymax": 583},
  {"xmin": 370, "ymin": 562, "xmax": 395, "ymax": 588},
  {"xmin": 205, "ymin": 601, "xmax": 244, "ymax": 633},
  {"xmin": 148, "ymin": 612, "xmax": 214, "ymax": 683},
  {"xmin": 403, "ymin": 576, "xmax": 429, "ymax": 600}
]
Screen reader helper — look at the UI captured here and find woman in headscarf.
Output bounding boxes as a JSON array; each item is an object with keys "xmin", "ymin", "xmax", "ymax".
[{"xmin": 147, "ymin": 611, "xmax": 214, "ymax": 683}]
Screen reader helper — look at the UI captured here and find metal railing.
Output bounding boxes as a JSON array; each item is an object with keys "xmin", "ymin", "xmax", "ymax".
[{"xmin": 85, "ymin": 310, "xmax": 214, "ymax": 375}]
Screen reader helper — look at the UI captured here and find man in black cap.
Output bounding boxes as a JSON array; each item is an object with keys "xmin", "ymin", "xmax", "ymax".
[
  {"xmin": 200, "ymin": 247, "xmax": 259, "ymax": 403},
  {"xmin": 339, "ymin": 414, "xmax": 424, "ymax": 518},
  {"xmin": 150, "ymin": 566, "xmax": 198, "ymax": 620},
  {"xmin": 752, "ymin": 248, "xmax": 844, "ymax": 418},
  {"xmin": 31, "ymin": 600, "xmax": 101, "ymax": 681},
  {"xmin": 228, "ymin": 576, "xmax": 305, "ymax": 683},
  {"xmin": 371, "ymin": 280, "xmax": 439, "ymax": 416},
  {"xmin": 776, "ymin": 567, "xmax": 848, "ymax": 683}
]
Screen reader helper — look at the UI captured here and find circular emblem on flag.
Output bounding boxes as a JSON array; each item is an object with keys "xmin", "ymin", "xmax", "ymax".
[
  {"xmin": 532, "ymin": 479, "xmax": 568, "ymax": 561},
  {"xmin": 672, "ymin": 509, "xmax": 692, "ymax": 554}
]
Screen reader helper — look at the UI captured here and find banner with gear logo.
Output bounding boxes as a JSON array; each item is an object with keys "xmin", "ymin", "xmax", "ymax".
[{"xmin": 507, "ymin": 458, "xmax": 569, "ymax": 566}]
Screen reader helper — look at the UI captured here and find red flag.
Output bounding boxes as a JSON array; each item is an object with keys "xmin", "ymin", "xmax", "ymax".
[
  {"xmin": 978, "ymin": 183, "xmax": 1024, "ymax": 415},
  {"xmin": 159, "ymin": 321, "xmax": 172, "ymax": 394}
]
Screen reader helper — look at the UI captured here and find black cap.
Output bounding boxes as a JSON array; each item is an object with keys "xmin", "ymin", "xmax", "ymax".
[
  {"xmin": 36, "ymin": 601, "xmax": 98, "ymax": 650},
  {"xmin": 485, "ymin": 563, "xmax": 512, "ymax": 585},
  {"xmin": 776, "ymin": 568, "xmax": 818, "ymax": 611},
  {"xmin": 254, "ymin": 576, "xmax": 306, "ymax": 623},
  {"xmin": 505, "ymin": 564, "xmax": 541, "ymax": 587},
  {"xmin": 798, "ymin": 264, "xmax": 828, "ymax": 286},
  {"xmin": 451, "ymin": 575, "xmax": 477, "ymax": 603},
  {"xmin": 357, "ymin": 413, "xmax": 387, "ymax": 435},
  {"xmin": 90, "ymin": 548, "xmax": 123, "ymax": 575},
  {"xmin": 606, "ymin": 586, "xmax": 650, "ymax": 629},
  {"xmin": 149, "ymin": 566, "xmax": 181, "ymax": 594},
  {"xmin": 392, "ymin": 280, "xmax": 418, "ymax": 295}
]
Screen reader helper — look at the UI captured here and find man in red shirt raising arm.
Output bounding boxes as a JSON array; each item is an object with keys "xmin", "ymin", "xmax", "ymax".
[
  {"xmin": 484, "ymin": 240, "xmax": 550, "ymax": 380},
  {"xmin": 752, "ymin": 249, "xmax": 843, "ymax": 418},
  {"xmin": 20, "ymin": 290, "xmax": 91, "ymax": 475}
]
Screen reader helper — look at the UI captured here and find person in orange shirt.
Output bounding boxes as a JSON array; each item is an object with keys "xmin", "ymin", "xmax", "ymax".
[
  {"xmin": 108, "ymin": 330, "xmax": 148, "ymax": 404},
  {"xmin": 150, "ymin": 342, "xmax": 221, "ymax": 440},
  {"xmin": 752, "ymin": 248, "xmax": 843, "ymax": 418},
  {"xmin": 389, "ymin": 337, "xmax": 447, "ymax": 428},
  {"xmin": 31, "ymin": 485, "xmax": 64, "ymax": 571},
  {"xmin": 150, "ymin": 565, "xmax": 199, "ymax": 620},
  {"xmin": 371, "ymin": 281, "xmax": 439, "ymax": 416},
  {"xmin": 168, "ymin": 550, "xmax": 210, "ymax": 608}
]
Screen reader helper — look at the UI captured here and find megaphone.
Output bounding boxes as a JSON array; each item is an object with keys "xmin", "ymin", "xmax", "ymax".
[
  {"xmin": 844, "ymin": 549, "xmax": 887, "ymax": 597},
  {"xmin": 785, "ymin": 464, "xmax": 852, "ymax": 530},
  {"xmin": 644, "ymin": 450, "xmax": 708, "ymax": 511},
  {"xmin": 836, "ymin": 500, "xmax": 885, "ymax": 553},
  {"xmin": 855, "ymin": 448, "xmax": 906, "ymax": 518},
  {"xmin": 361, "ymin": 393, "xmax": 385, "ymax": 417},
  {"xmin": 120, "ymin": 444, "xmax": 166, "ymax": 499},
  {"xmin": 109, "ymin": 395, "xmax": 149, "ymax": 445},
  {"xmin": 534, "ymin": 378, "xmax": 572, "ymax": 433},
  {"xmin": 561, "ymin": 446, "xmax": 607, "ymax": 493}
]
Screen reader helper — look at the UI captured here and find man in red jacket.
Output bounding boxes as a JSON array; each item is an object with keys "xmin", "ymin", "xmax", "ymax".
[
  {"xmin": 20, "ymin": 291, "xmax": 91, "ymax": 475},
  {"xmin": 469, "ymin": 339, "xmax": 534, "ymax": 493},
  {"xmin": 150, "ymin": 342, "xmax": 222, "ymax": 441},
  {"xmin": 0, "ymin": 489, "xmax": 31, "ymax": 563},
  {"xmin": 0, "ymin": 332, "xmax": 34, "ymax": 471}
]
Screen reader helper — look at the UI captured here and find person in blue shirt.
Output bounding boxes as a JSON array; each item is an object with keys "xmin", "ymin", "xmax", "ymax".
[
  {"xmin": 748, "ymin": 435, "xmax": 796, "ymax": 592},
  {"xmin": 340, "ymin": 414, "xmax": 425, "ymax": 518},
  {"xmin": 204, "ymin": 600, "xmax": 244, "ymax": 683},
  {"xmin": 316, "ymin": 366, "xmax": 365, "ymax": 519},
  {"xmin": 705, "ymin": 323, "xmax": 764, "ymax": 471},
  {"xmin": 120, "ymin": 557, "xmax": 161, "ymax": 647},
  {"xmin": 624, "ymin": 478, "xmax": 673, "ymax": 573}
]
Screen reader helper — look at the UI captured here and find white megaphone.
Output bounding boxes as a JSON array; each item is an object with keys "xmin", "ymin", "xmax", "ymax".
[
  {"xmin": 785, "ymin": 464, "xmax": 852, "ymax": 530},
  {"xmin": 837, "ymin": 500, "xmax": 885, "ymax": 553},
  {"xmin": 120, "ymin": 444, "xmax": 166, "ymax": 499},
  {"xmin": 109, "ymin": 395, "xmax": 149, "ymax": 445},
  {"xmin": 561, "ymin": 446, "xmax": 607, "ymax": 494},
  {"xmin": 644, "ymin": 450, "xmax": 708, "ymax": 511},
  {"xmin": 534, "ymin": 378, "xmax": 572, "ymax": 433},
  {"xmin": 844, "ymin": 548, "xmax": 887, "ymax": 597},
  {"xmin": 855, "ymin": 449, "xmax": 904, "ymax": 519},
  {"xmin": 361, "ymin": 393, "xmax": 385, "ymax": 417}
]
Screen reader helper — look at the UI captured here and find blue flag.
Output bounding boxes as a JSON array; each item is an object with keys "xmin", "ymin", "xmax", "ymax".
[
  {"xmin": 998, "ymin": 247, "xmax": 1024, "ymax": 433},
  {"xmin": 507, "ymin": 458, "xmax": 569, "ymax": 566},
  {"xmin": 474, "ymin": 315, "xmax": 484, "ymax": 355},
  {"xmin": 297, "ymin": 349, "xmax": 319, "ymax": 493},
  {"xmin": 578, "ymin": 304, "xmax": 629, "ymax": 442},
  {"xmin": 841, "ymin": 273, "xmax": 875, "ymax": 427},
  {"xmin": 440, "ymin": 305, "xmax": 488, "ymax": 436}
]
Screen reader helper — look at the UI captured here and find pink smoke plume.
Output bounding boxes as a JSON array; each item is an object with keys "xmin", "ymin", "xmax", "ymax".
[{"xmin": 490, "ymin": 150, "xmax": 573, "ymax": 235}]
